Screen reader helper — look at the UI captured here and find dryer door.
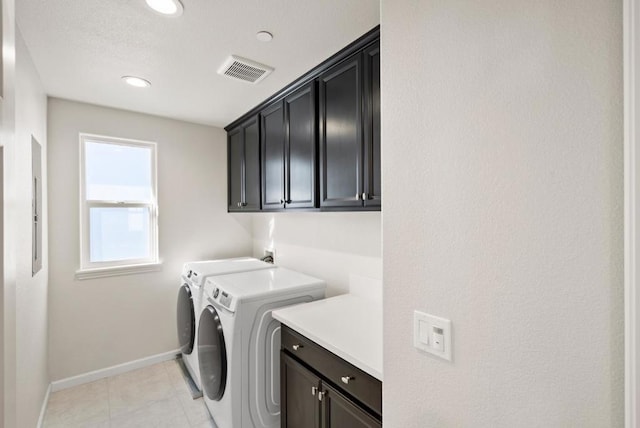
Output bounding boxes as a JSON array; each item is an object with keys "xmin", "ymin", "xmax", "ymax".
[
  {"xmin": 198, "ymin": 305, "xmax": 227, "ymax": 401},
  {"xmin": 177, "ymin": 284, "xmax": 195, "ymax": 354}
]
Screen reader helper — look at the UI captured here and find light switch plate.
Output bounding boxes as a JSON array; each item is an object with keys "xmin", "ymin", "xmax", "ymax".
[{"xmin": 413, "ymin": 310, "xmax": 452, "ymax": 361}]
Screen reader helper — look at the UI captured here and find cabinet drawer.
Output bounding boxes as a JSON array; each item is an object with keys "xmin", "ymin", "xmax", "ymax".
[{"xmin": 281, "ymin": 325, "xmax": 382, "ymax": 417}]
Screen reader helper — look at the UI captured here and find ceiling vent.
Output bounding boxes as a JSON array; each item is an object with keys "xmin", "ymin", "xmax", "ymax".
[{"xmin": 218, "ymin": 55, "xmax": 274, "ymax": 84}]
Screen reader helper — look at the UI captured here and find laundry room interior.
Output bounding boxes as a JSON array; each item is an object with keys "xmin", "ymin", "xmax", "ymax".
[{"xmin": 0, "ymin": 0, "xmax": 629, "ymax": 428}]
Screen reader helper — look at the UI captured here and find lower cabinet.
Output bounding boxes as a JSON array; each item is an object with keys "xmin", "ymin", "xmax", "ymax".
[
  {"xmin": 281, "ymin": 354, "xmax": 321, "ymax": 428},
  {"xmin": 322, "ymin": 382, "xmax": 381, "ymax": 428},
  {"xmin": 280, "ymin": 326, "xmax": 382, "ymax": 428}
]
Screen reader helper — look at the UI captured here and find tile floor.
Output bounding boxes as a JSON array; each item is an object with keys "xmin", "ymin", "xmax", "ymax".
[{"xmin": 42, "ymin": 360, "xmax": 215, "ymax": 428}]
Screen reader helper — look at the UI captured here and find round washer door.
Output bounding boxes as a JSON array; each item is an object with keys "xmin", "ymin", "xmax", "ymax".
[
  {"xmin": 198, "ymin": 305, "xmax": 227, "ymax": 401},
  {"xmin": 176, "ymin": 284, "xmax": 195, "ymax": 354}
]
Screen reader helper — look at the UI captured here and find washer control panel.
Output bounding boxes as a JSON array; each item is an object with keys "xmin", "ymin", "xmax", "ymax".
[
  {"xmin": 190, "ymin": 270, "xmax": 206, "ymax": 287},
  {"xmin": 212, "ymin": 287, "xmax": 234, "ymax": 310},
  {"xmin": 219, "ymin": 291, "xmax": 232, "ymax": 308}
]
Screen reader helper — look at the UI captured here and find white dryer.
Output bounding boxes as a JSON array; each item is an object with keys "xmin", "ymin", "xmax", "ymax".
[
  {"xmin": 197, "ymin": 268, "xmax": 326, "ymax": 428},
  {"xmin": 176, "ymin": 258, "xmax": 275, "ymax": 391}
]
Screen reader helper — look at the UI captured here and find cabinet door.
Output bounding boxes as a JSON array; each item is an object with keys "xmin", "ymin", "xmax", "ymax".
[
  {"xmin": 261, "ymin": 102, "xmax": 285, "ymax": 210},
  {"xmin": 321, "ymin": 383, "xmax": 381, "ymax": 428},
  {"xmin": 363, "ymin": 42, "xmax": 381, "ymax": 208},
  {"xmin": 227, "ymin": 127, "xmax": 244, "ymax": 212},
  {"xmin": 319, "ymin": 55, "xmax": 363, "ymax": 208},
  {"xmin": 244, "ymin": 118, "xmax": 261, "ymax": 210},
  {"xmin": 285, "ymin": 82, "xmax": 317, "ymax": 209},
  {"xmin": 281, "ymin": 353, "xmax": 320, "ymax": 428}
]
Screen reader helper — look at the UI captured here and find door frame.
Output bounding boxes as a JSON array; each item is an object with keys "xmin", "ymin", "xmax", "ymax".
[{"xmin": 624, "ymin": 0, "xmax": 639, "ymax": 426}]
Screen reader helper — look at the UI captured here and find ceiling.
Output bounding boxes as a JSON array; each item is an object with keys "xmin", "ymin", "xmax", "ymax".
[{"xmin": 16, "ymin": 0, "xmax": 380, "ymax": 127}]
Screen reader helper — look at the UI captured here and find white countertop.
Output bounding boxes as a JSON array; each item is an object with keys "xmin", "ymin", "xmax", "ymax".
[{"xmin": 272, "ymin": 294, "xmax": 383, "ymax": 381}]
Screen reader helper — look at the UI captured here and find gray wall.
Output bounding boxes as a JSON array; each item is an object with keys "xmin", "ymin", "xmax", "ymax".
[
  {"xmin": 381, "ymin": 0, "xmax": 624, "ymax": 426},
  {"xmin": 2, "ymin": 3, "xmax": 51, "ymax": 425},
  {"xmin": 15, "ymin": 28, "xmax": 48, "ymax": 427},
  {"xmin": 47, "ymin": 99, "xmax": 253, "ymax": 380},
  {"xmin": 1, "ymin": 16, "xmax": 50, "ymax": 427}
]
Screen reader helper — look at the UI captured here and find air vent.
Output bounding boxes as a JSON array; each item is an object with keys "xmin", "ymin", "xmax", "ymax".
[{"xmin": 218, "ymin": 55, "xmax": 274, "ymax": 84}]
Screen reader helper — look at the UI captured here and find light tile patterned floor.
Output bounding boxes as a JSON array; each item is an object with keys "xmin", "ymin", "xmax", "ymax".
[{"xmin": 42, "ymin": 360, "xmax": 215, "ymax": 428}]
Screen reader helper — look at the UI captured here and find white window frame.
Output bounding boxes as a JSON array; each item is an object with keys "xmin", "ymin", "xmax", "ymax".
[{"xmin": 76, "ymin": 133, "xmax": 160, "ymax": 280}]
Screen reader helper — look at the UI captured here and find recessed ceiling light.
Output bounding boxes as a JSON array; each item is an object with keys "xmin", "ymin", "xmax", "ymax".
[
  {"xmin": 145, "ymin": 0, "xmax": 183, "ymax": 17},
  {"xmin": 122, "ymin": 76, "xmax": 151, "ymax": 88},
  {"xmin": 256, "ymin": 31, "xmax": 273, "ymax": 42}
]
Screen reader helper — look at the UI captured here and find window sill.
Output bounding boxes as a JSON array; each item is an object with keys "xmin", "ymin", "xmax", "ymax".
[{"xmin": 75, "ymin": 262, "xmax": 162, "ymax": 280}]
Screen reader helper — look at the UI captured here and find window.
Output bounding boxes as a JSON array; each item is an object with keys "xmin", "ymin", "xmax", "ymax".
[{"xmin": 78, "ymin": 134, "xmax": 159, "ymax": 278}]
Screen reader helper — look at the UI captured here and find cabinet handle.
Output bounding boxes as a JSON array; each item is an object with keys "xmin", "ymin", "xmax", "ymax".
[
  {"xmin": 237, "ymin": 202, "xmax": 242, "ymax": 208},
  {"xmin": 286, "ymin": 199, "xmax": 292, "ymax": 204},
  {"xmin": 317, "ymin": 391, "xmax": 325, "ymax": 401},
  {"xmin": 341, "ymin": 376, "xmax": 354, "ymax": 385},
  {"xmin": 355, "ymin": 193, "xmax": 361, "ymax": 200},
  {"xmin": 362, "ymin": 192, "xmax": 368, "ymax": 200},
  {"xmin": 241, "ymin": 202, "xmax": 248, "ymax": 207},
  {"xmin": 311, "ymin": 386, "xmax": 317, "ymax": 396},
  {"xmin": 280, "ymin": 199, "xmax": 284, "ymax": 204},
  {"xmin": 292, "ymin": 344, "xmax": 302, "ymax": 351}
]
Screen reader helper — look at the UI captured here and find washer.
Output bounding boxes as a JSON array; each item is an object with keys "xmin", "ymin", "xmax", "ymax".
[
  {"xmin": 198, "ymin": 268, "xmax": 326, "ymax": 428},
  {"xmin": 176, "ymin": 257, "xmax": 275, "ymax": 391}
]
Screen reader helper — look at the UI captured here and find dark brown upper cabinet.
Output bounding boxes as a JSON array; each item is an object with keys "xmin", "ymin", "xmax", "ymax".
[
  {"xmin": 225, "ymin": 26, "xmax": 380, "ymax": 213},
  {"xmin": 284, "ymin": 82, "xmax": 317, "ymax": 209},
  {"xmin": 319, "ymin": 55, "xmax": 363, "ymax": 209},
  {"xmin": 261, "ymin": 82, "xmax": 318, "ymax": 211},
  {"xmin": 228, "ymin": 116, "xmax": 261, "ymax": 212},
  {"xmin": 260, "ymin": 102, "xmax": 286, "ymax": 210},
  {"xmin": 319, "ymin": 43, "xmax": 381, "ymax": 210},
  {"xmin": 363, "ymin": 41, "xmax": 381, "ymax": 208}
]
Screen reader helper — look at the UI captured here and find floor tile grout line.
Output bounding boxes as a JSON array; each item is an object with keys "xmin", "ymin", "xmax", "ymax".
[
  {"xmin": 176, "ymin": 389, "xmax": 196, "ymax": 427},
  {"xmin": 107, "ymin": 362, "xmax": 184, "ymax": 424},
  {"xmin": 45, "ymin": 361, "xmax": 198, "ymax": 427},
  {"xmin": 165, "ymin": 359, "xmax": 213, "ymax": 427},
  {"xmin": 107, "ymin": 373, "xmax": 114, "ymax": 421},
  {"xmin": 164, "ymin": 359, "xmax": 200, "ymax": 427},
  {"xmin": 42, "ymin": 379, "xmax": 112, "ymax": 428},
  {"xmin": 109, "ymin": 396, "xmax": 177, "ymax": 425}
]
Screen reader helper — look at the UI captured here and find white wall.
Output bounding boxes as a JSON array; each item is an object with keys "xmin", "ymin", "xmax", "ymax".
[
  {"xmin": 14, "ymin": 29, "xmax": 49, "ymax": 427},
  {"xmin": 0, "ymin": 145, "xmax": 4, "ymax": 428},
  {"xmin": 0, "ymin": 144, "xmax": 4, "ymax": 428},
  {"xmin": 252, "ymin": 212, "xmax": 381, "ymax": 296},
  {"xmin": 1, "ymin": 0, "xmax": 17, "ymax": 426},
  {"xmin": 47, "ymin": 98, "xmax": 253, "ymax": 381},
  {"xmin": 382, "ymin": 1, "xmax": 623, "ymax": 427}
]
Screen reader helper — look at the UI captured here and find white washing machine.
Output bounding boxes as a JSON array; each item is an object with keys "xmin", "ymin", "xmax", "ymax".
[
  {"xmin": 197, "ymin": 268, "xmax": 326, "ymax": 428},
  {"xmin": 176, "ymin": 258, "xmax": 275, "ymax": 391}
]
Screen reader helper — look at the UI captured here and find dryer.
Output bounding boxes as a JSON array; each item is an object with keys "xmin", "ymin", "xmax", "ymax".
[
  {"xmin": 198, "ymin": 268, "xmax": 326, "ymax": 428},
  {"xmin": 176, "ymin": 257, "xmax": 275, "ymax": 391}
]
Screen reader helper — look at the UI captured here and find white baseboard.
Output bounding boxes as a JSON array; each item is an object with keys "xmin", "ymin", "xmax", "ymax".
[
  {"xmin": 36, "ymin": 383, "xmax": 52, "ymax": 428},
  {"xmin": 50, "ymin": 349, "xmax": 180, "ymax": 392}
]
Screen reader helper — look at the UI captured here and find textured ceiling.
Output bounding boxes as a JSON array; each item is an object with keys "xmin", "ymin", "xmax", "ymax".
[{"xmin": 16, "ymin": 0, "xmax": 380, "ymax": 127}]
